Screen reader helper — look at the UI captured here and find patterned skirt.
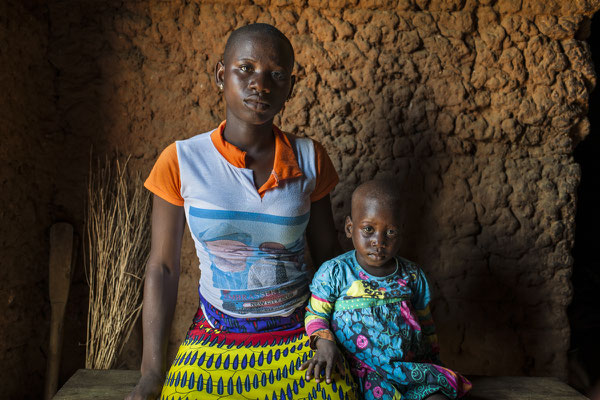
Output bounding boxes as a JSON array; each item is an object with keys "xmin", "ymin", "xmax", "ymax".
[
  {"xmin": 160, "ymin": 307, "xmax": 358, "ymax": 400},
  {"xmin": 349, "ymin": 354, "xmax": 472, "ymax": 400}
]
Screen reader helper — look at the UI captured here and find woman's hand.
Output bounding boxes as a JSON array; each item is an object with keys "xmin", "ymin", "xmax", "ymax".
[
  {"xmin": 299, "ymin": 338, "xmax": 344, "ymax": 384},
  {"xmin": 126, "ymin": 196, "xmax": 185, "ymax": 400},
  {"xmin": 125, "ymin": 371, "xmax": 163, "ymax": 400}
]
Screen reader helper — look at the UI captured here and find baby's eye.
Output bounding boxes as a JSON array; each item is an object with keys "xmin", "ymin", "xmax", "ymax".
[
  {"xmin": 386, "ymin": 229, "xmax": 398, "ymax": 237},
  {"xmin": 239, "ymin": 65, "xmax": 253, "ymax": 72},
  {"xmin": 361, "ymin": 226, "xmax": 374, "ymax": 234}
]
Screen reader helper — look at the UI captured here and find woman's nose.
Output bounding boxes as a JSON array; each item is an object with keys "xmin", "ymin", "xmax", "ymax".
[{"xmin": 248, "ymin": 72, "xmax": 271, "ymax": 93}]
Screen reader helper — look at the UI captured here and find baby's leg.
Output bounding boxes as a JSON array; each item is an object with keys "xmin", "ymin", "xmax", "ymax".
[
  {"xmin": 423, "ymin": 394, "xmax": 449, "ymax": 400},
  {"xmin": 359, "ymin": 370, "xmax": 401, "ymax": 400}
]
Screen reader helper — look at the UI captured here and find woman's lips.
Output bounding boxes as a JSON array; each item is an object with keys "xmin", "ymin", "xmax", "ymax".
[{"xmin": 244, "ymin": 98, "xmax": 270, "ymax": 111}]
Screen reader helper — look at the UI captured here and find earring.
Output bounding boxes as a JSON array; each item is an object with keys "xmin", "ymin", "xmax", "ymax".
[{"xmin": 218, "ymin": 83, "xmax": 224, "ymax": 90}]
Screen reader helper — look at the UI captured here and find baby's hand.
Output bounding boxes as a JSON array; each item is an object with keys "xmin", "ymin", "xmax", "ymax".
[{"xmin": 299, "ymin": 338, "xmax": 343, "ymax": 384}]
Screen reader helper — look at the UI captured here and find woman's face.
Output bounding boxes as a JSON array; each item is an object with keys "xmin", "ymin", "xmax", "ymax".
[{"xmin": 216, "ymin": 33, "xmax": 295, "ymax": 127}]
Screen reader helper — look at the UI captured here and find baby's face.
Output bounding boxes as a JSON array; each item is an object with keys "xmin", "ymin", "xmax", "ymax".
[
  {"xmin": 345, "ymin": 196, "xmax": 402, "ymax": 277},
  {"xmin": 216, "ymin": 33, "xmax": 295, "ymax": 126}
]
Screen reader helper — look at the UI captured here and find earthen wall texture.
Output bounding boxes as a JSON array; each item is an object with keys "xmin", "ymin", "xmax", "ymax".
[
  {"xmin": 0, "ymin": 2, "xmax": 58, "ymax": 398},
  {"xmin": 2, "ymin": 0, "xmax": 599, "ymax": 397}
]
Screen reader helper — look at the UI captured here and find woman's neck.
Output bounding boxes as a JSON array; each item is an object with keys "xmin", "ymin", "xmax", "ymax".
[{"xmin": 222, "ymin": 115, "xmax": 275, "ymax": 155}]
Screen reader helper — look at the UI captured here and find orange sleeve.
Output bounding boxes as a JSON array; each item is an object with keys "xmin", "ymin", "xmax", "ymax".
[
  {"xmin": 310, "ymin": 140, "xmax": 339, "ymax": 202},
  {"xmin": 144, "ymin": 143, "xmax": 184, "ymax": 206}
]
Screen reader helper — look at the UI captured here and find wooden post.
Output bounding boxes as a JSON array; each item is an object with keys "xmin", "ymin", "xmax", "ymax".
[{"xmin": 44, "ymin": 223, "xmax": 75, "ymax": 400}]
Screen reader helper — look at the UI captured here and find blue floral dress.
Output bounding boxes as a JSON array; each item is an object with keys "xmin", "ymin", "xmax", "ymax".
[{"xmin": 305, "ymin": 251, "xmax": 471, "ymax": 400}]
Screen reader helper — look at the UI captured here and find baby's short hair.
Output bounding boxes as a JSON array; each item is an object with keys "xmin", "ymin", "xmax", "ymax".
[
  {"xmin": 351, "ymin": 179, "xmax": 402, "ymax": 217},
  {"xmin": 224, "ymin": 23, "xmax": 294, "ymax": 65}
]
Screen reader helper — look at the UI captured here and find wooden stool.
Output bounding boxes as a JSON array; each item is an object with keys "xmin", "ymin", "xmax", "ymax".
[{"xmin": 53, "ymin": 369, "xmax": 589, "ymax": 399}]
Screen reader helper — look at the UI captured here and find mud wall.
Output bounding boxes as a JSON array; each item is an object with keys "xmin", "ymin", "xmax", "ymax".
[
  {"xmin": 2, "ymin": 0, "xmax": 599, "ymax": 397},
  {"xmin": 1, "ymin": 1, "xmax": 57, "ymax": 398},
  {"xmin": 91, "ymin": 0, "xmax": 595, "ymax": 378}
]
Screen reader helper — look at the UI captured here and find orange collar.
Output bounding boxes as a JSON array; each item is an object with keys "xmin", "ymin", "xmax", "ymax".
[{"xmin": 210, "ymin": 121, "xmax": 303, "ymax": 196}]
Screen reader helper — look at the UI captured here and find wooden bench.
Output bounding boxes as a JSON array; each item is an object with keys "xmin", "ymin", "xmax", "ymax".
[{"xmin": 53, "ymin": 369, "xmax": 589, "ymax": 399}]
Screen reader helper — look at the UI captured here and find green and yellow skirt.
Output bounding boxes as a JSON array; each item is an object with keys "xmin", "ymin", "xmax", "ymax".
[{"xmin": 160, "ymin": 306, "xmax": 358, "ymax": 400}]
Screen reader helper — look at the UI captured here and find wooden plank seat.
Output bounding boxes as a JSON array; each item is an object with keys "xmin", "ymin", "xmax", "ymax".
[{"xmin": 53, "ymin": 369, "xmax": 589, "ymax": 400}]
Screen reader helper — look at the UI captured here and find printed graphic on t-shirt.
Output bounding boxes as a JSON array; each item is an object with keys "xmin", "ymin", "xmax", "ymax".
[{"xmin": 189, "ymin": 206, "xmax": 310, "ymax": 315}]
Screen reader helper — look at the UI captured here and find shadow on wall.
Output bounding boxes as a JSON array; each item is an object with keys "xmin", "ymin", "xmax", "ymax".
[
  {"xmin": 358, "ymin": 80, "xmax": 566, "ymax": 377},
  {"xmin": 286, "ymin": 4, "xmax": 590, "ymax": 378},
  {"xmin": 44, "ymin": 0, "xmax": 112, "ymax": 395},
  {"xmin": 0, "ymin": 1, "xmax": 95, "ymax": 399},
  {"xmin": 568, "ymin": 10, "xmax": 600, "ymax": 397}
]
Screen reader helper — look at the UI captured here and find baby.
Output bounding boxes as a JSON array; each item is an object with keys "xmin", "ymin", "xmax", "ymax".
[{"xmin": 301, "ymin": 180, "xmax": 471, "ymax": 400}]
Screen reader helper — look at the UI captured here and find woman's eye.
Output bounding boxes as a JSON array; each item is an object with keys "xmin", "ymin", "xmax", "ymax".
[
  {"xmin": 240, "ymin": 65, "xmax": 252, "ymax": 72},
  {"xmin": 272, "ymin": 71, "xmax": 286, "ymax": 80}
]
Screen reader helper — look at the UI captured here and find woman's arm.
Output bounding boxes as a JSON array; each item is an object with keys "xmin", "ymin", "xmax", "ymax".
[
  {"xmin": 305, "ymin": 194, "xmax": 342, "ymax": 267},
  {"xmin": 126, "ymin": 195, "xmax": 185, "ymax": 400}
]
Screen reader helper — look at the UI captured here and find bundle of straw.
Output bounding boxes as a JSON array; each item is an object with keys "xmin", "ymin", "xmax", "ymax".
[{"xmin": 84, "ymin": 156, "xmax": 151, "ymax": 369}]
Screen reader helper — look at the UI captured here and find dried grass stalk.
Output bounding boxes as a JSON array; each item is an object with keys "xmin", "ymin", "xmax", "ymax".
[{"xmin": 85, "ymin": 156, "xmax": 151, "ymax": 369}]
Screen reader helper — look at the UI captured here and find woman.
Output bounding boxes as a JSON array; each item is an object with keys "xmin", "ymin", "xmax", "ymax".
[{"xmin": 127, "ymin": 23, "xmax": 357, "ymax": 400}]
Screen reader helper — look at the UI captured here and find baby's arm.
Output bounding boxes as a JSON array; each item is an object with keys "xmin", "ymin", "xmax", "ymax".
[
  {"xmin": 300, "ymin": 262, "xmax": 344, "ymax": 384},
  {"xmin": 411, "ymin": 266, "xmax": 442, "ymax": 364}
]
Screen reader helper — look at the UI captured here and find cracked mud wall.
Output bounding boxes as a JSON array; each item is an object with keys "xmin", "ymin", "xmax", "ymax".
[
  {"xmin": 92, "ymin": 0, "xmax": 594, "ymax": 379},
  {"xmin": 2, "ymin": 0, "xmax": 599, "ymax": 397},
  {"xmin": 1, "ymin": 1, "xmax": 58, "ymax": 398},
  {"xmin": 2, "ymin": 2, "xmax": 90, "ymax": 398}
]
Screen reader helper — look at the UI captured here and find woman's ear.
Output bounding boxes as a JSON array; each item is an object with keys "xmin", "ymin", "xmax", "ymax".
[
  {"xmin": 215, "ymin": 61, "xmax": 225, "ymax": 90},
  {"xmin": 287, "ymin": 75, "xmax": 296, "ymax": 100},
  {"xmin": 344, "ymin": 216, "xmax": 353, "ymax": 238}
]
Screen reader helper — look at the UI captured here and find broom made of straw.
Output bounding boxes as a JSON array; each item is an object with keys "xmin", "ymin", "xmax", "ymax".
[{"xmin": 85, "ymin": 156, "xmax": 151, "ymax": 369}]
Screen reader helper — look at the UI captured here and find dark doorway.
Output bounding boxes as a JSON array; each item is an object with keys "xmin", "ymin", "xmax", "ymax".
[{"xmin": 568, "ymin": 11, "xmax": 600, "ymax": 397}]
